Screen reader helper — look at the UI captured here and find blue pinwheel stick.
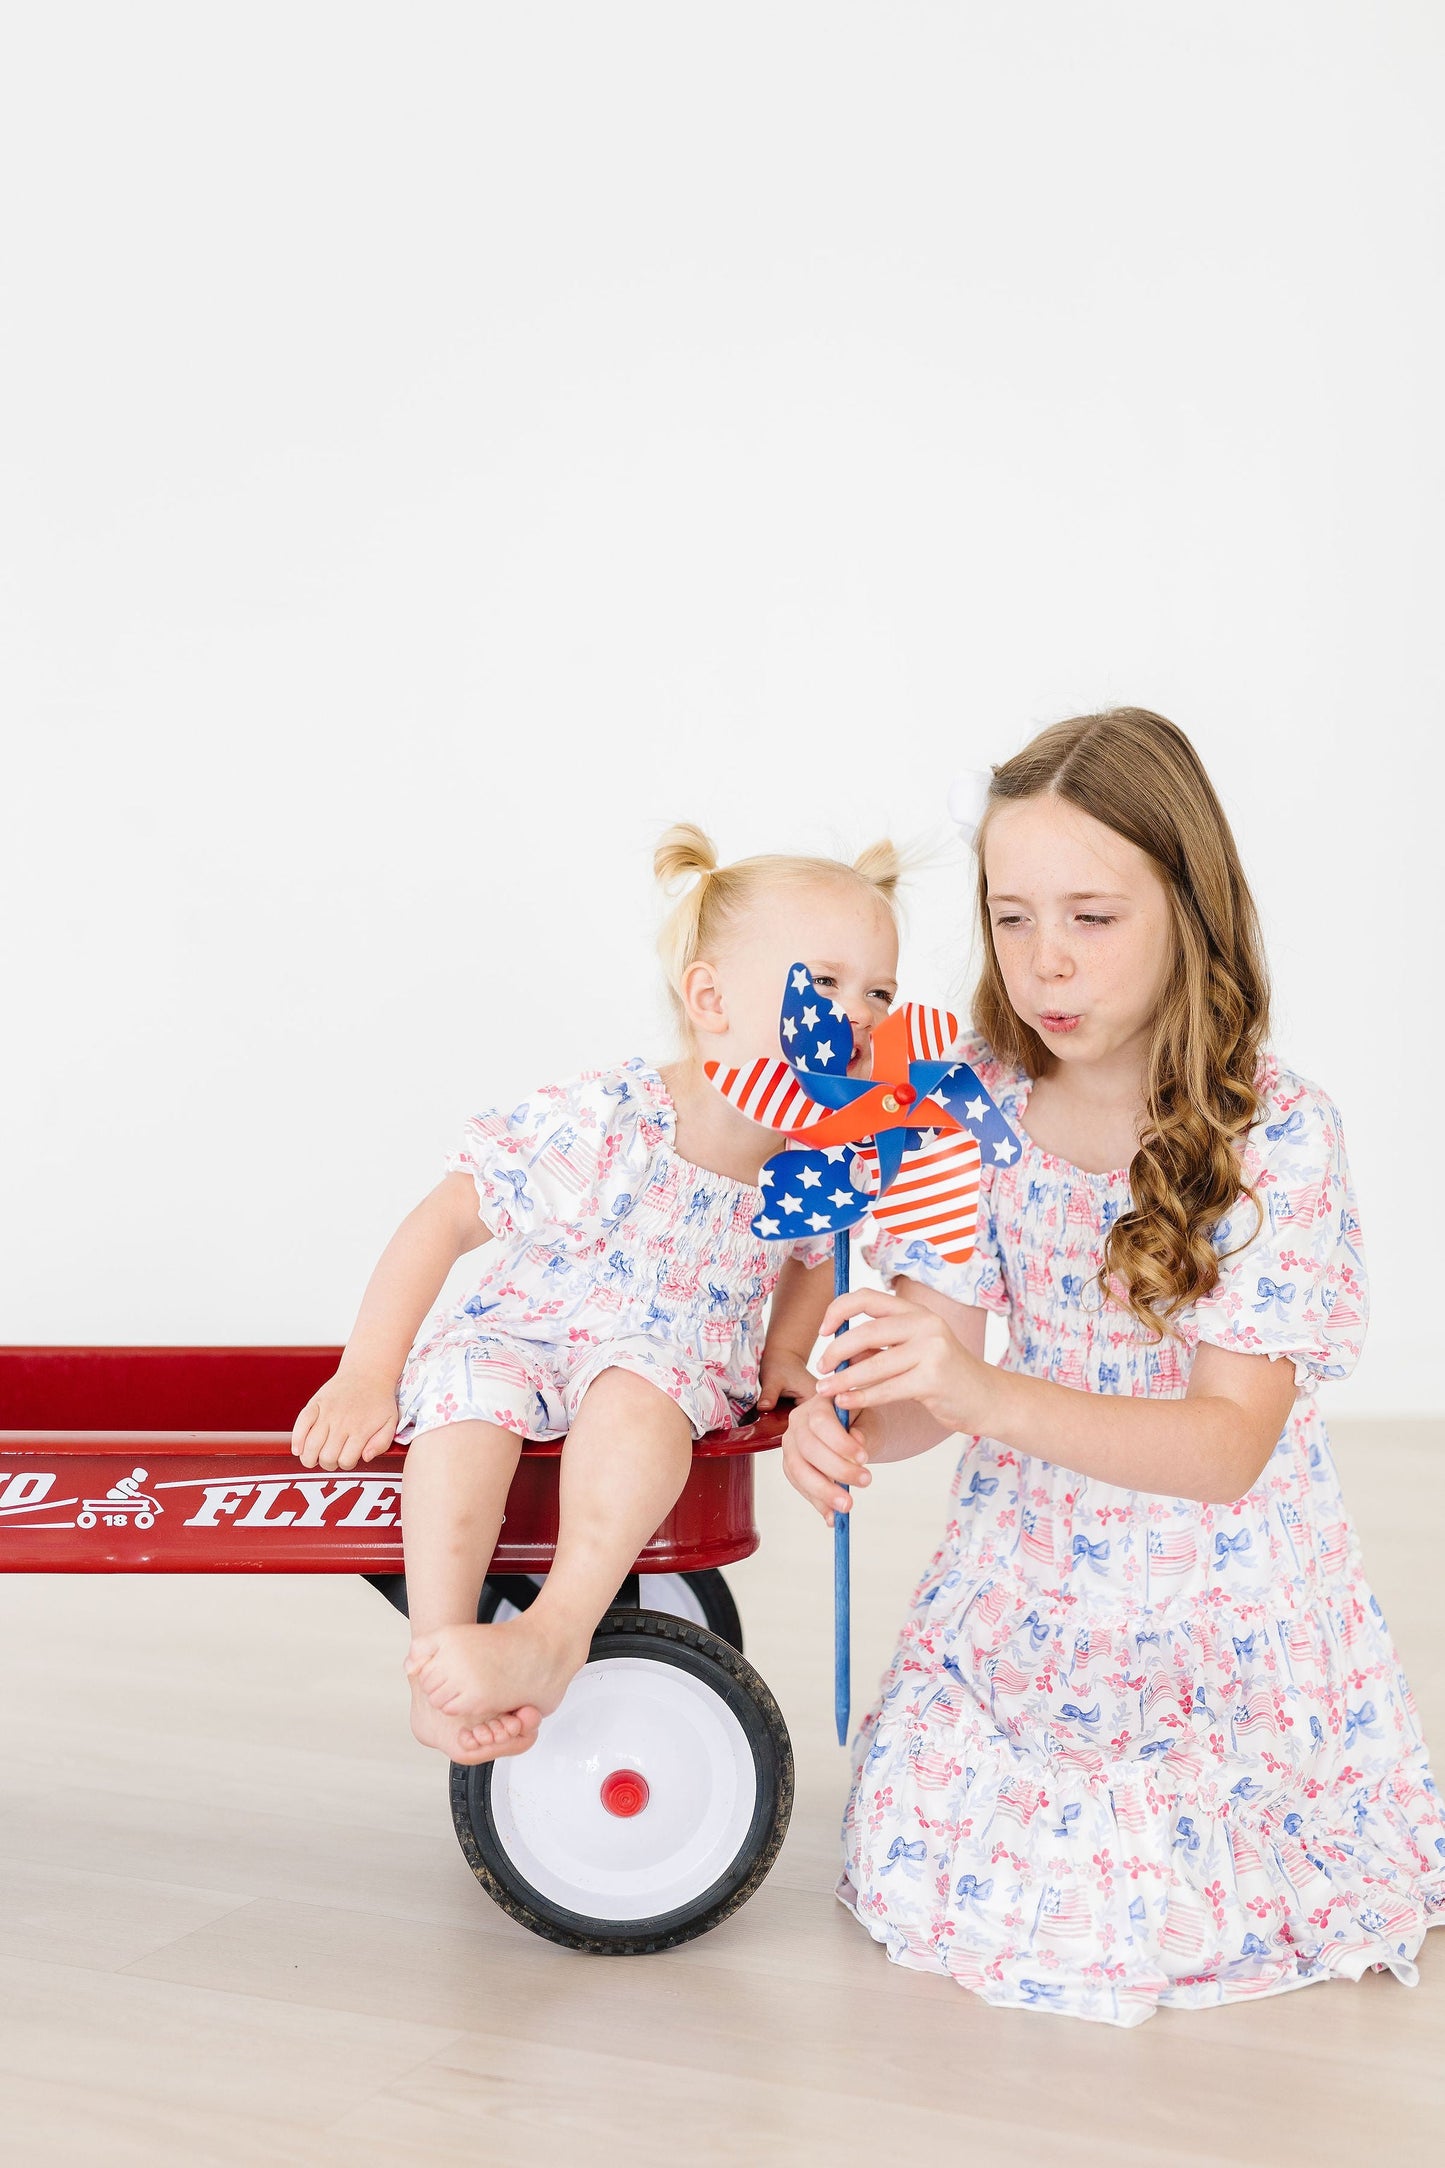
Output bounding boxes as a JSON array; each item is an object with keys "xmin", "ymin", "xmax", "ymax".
[
  {"xmin": 705, "ymin": 962, "xmax": 1019, "ymax": 1747},
  {"xmin": 831, "ymin": 1226, "xmax": 852, "ymax": 1745}
]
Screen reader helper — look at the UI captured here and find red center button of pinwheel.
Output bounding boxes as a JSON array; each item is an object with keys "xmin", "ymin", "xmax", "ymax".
[
  {"xmin": 880, "ymin": 1085, "xmax": 915, "ymax": 1114},
  {"xmin": 600, "ymin": 1768, "xmax": 650, "ymax": 1817}
]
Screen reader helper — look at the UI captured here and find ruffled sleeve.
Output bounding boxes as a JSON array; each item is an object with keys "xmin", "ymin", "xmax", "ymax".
[
  {"xmin": 444, "ymin": 1059, "xmax": 666, "ymax": 1242},
  {"xmin": 1190, "ymin": 1061, "xmax": 1368, "ymax": 1395},
  {"xmin": 857, "ymin": 1033, "xmax": 1017, "ymax": 1314}
]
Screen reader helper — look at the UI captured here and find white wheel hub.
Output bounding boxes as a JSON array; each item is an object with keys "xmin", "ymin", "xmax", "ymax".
[{"xmin": 488, "ymin": 1653, "xmax": 759, "ymax": 1920}]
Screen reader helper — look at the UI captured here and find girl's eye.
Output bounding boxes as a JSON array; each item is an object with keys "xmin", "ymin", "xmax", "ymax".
[
  {"xmin": 868, "ymin": 989, "xmax": 893, "ymax": 1006},
  {"xmin": 811, "ymin": 973, "xmax": 837, "ymax": 988},
  {"xmin": 1078, "ymin": 915, "xmax": 1115, "ymax": 927}
]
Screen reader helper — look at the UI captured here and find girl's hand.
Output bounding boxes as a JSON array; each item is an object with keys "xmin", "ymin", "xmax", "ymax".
[
  {"xmin": 757, "ymin": 1345, "xmax": 816, "ymax": 1412},
  {"xmin": 814, "ymin": 1288, "xmax": 995, "ymax": 1435},
  {"xmin": 782, "ymin": 1391, "xmax": 872, "ymax": 1525},
  {"xmin": 291, "ymin": 1368, "xmax": 399, "ymax": 1471}
]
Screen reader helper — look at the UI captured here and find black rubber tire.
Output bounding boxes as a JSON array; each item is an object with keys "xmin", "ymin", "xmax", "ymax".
[
  {"xmin": 476, "ymin": 1567, "xmax": 744, "ymax": 1652},
  {"xmin": 450, "ymin": 1609, "xmax": 793, "ymax": 1954}
]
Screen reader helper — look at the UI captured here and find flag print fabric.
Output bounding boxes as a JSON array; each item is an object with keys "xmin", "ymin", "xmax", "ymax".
[
  {"xmin": 839, "ymin": 1036, "xmax": 1445, "ymax": 2025},
  {"xmin": 394, "ymin": 1057, "xmax": 831, "ymax": 1446}
]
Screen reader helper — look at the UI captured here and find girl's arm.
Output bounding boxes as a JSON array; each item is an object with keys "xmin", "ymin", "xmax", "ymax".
[
  {"xmin": 291, "ymin": 1173, "xmax": 493, "ymax": 1471},
  {"xmin": 757, "ymin": 1254, "xmax": 836, "ymax": 1410},
  {"xmin": 780, "ymin": 1280, "xmax": 987, "ymax": 1521},
  {"xmin": 814, "ymin": 1282, "xmax": 1297, "ymax": 1506}
]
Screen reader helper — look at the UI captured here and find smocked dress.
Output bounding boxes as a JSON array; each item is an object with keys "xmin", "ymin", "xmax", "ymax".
[
  {"xmin": 840, "ymin": 1035, "xmax": 1445, "ymax": 2025},
  {"xmin": 395, "ymin": 1056, "xmax": 827, "ymax": 1444}
]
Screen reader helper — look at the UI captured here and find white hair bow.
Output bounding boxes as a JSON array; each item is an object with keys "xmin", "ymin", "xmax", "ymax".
[{"xmin": 948, "ymin": 769, "xmax": 993, "ymax": 847}]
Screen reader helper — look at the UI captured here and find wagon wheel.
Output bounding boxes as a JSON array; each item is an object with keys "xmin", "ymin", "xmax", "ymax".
[
  {"xmin": 450, "ymin": 1610, "xmax": 793, "ymax": 1955},
  {"xmin": 479, "ymin": 1568, "xmax": 744, "ymax": 1651}
]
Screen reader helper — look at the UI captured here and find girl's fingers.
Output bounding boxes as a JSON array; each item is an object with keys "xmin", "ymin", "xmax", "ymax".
[
  {"xmin": 819, "ymin": 1288, "xmax": 901, "ymax": 1338},
  {"xmin": 816, "ymin": 1347, "xmax": 915, "ymax": 1398}
]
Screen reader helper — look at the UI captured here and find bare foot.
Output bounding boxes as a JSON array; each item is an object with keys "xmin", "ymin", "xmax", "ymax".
[
  {"xmin": 405, "ymin": 1612, "xmax": 589, "ymax": 1732},
  {"xmin": 407, "ymin": 1676, "xmax": 543, "ymax": 1764}
]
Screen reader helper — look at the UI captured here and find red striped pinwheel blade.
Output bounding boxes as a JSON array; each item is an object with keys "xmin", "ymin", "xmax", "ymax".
[
  {"xmin": 900, "ymin": 1003, "xmax": 960, "ymax": 1063},
  {"xmin": 703, "ymin": 1058, "xmax": 830, "ymax": 1134},
  {"xmin": 871, "ymin": 1131, "xmax": 982, "ymax": 1263}
]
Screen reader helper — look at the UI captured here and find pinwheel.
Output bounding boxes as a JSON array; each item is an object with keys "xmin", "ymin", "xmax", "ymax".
[{"xmin": 708, "ymin": 963, "xmax": 1020, "ymax": 1742}]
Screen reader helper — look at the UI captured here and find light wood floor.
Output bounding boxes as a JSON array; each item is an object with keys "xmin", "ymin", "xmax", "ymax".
[{"xmin": 2, "ymin": 1422, "xmax": 1442, "ymax": 2167}]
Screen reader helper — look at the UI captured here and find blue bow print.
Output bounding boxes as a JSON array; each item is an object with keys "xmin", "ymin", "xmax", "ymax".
[
  {"xmin": 1053, "ymin": 1802, "xmax": 1082, "ymax": 1838},
  {"xmin": 1022, "ymin": 1611, "xmax": 1051, "ymax": 1649},
  {"xmin": 1071, "ymin": 1534, "xmax": 1111, "ymax": 1572},
  {"xmin": 1059, "ymin": 1702, "xmax": 1100, "ymax": 1726},
  {"xmin": 1213, "ymin": 1528, "xmax": 1253, "ymax": 1566},
  {"xmin": 1139, "ymin": 1739, "xmax": 1173, "ymax": 1759},
  {"xmin": 1282, "ymin": 1813, "xmax": 1303, "ymax": 1835},
  {"xmin": 1233, "ymin": 1633, "xmax": 1257, "ymax": 1660},
  {"xmin": 1253, "ymin": 1275, "xmax": 1297, "ymax": 1318},
  {"xmin": 1174, "ymin": 1816, "xmax": 1201, "ymax": 1853},
  {"xmin": 1128, "ymin": 1896, "xmax": 1147, "ymax": 1925},
  {"xmin": 1344, "ymin": 1701, "xmax": 1380, "ymax": 1747},
  {"xmin": 1098, "ymin": 1361, "xmax": 1120, "ymax": 1388},
  {"xmin": 955, "ymin": 1873, "xmax": 994, "ymax": 1906},
  {"xmin": 1309, "ymin": 1715, "xmax": 1325, "ymax": 1747},
  {"xmin": 1018, "ymin": 1980, "xmax": 1064, "ymax": 2005},
  {"xmin": 961, "ymin": 1471, "xmax": 999, "ymax": 1508},
  {"xmin": 1240, "ymin": 1933, "xmax": 1271, "ymax": 1960},
  {"xmin": 881, "ymin": 1837, "xmax": 927, "ymax": 1874},
  {"xmin": 1265, "ymin": 1107, "xmax": 1305, "ymax": 1145},
  {"xmin": 1230, "ymin": 1777, "xmax": 1263, "ymax": 1801}
]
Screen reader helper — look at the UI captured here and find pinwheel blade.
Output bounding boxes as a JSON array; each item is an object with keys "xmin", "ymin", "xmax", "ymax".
[
  {"xmin": 870, "ymin": 1130, "xmax": 983, "ymax": 1264},
  {"xmin": 932, "ymin": 1062, "xmax": 1023, "ymax": 1170},
  {"xmin": 750, "ymin": 1144, "xmax": 870, "ymax": 1241}
]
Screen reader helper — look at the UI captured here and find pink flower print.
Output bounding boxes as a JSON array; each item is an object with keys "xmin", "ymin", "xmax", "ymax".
[{"xmin": 434, "ymin": 1392, "xmax": 459, "ymax": 1423}]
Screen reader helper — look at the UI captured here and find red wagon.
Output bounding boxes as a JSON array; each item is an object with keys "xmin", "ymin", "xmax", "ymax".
[{"xmin": 0, "ymin": 1345, "xmax": 795, "ymax": 1953}]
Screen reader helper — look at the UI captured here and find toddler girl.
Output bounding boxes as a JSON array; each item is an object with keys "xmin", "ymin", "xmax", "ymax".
[
  {"xmin": 787, "ymin": 708, "xmax": 1443, "ymax": 2023},
  {"xmin": 292, "ymin": 826, "xmax": 897, "ymax": 1763}
]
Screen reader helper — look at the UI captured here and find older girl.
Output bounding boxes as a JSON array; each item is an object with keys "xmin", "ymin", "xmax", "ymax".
[{"xmin": 786, "ymin": 708, "xmax": 1443, "ymax": 2024}]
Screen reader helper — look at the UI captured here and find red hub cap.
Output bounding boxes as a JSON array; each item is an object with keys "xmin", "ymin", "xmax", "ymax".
[{"xmin": 599, "ymin": 1767, "xmax": 650, "ymax": 1818}]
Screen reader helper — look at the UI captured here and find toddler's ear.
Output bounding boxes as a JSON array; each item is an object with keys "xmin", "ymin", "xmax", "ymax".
[{"xmin": 679, "ymin": 958, "xmax": 728, "ymax": 1036}]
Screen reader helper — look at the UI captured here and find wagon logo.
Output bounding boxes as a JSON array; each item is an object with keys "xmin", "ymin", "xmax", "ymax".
[
  {"xmin": 163, "ymin": 1474, "xmax": 403, "ymax": 1530},
  {"xmin": 77, "ymin": 1466, "xmax": 162, "ymax": 1531}
]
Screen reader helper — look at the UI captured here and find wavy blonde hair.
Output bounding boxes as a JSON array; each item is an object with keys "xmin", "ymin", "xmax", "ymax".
[
  {"xmin": 972, "ymin": 708, "xmax": 1271, "ymax": 1337},
  {"xmin": 655, "ymin": 823, "xmax": 903, "ymax": 1030}
]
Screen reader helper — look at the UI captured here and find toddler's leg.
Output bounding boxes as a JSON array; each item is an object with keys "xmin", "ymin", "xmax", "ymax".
[
  {"xmin": 401, "ymin": 1419, "xmax": 525, "ymax": 1761},
  {"xmin": 406, "ymin": 1369, "xmax": 692, "ymax": 1753}
]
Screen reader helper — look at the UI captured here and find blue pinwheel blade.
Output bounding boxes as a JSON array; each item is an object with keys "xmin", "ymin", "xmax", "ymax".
[
  {"xmin": 750, "ymin": 1144, "xmax": 870, "ymax": 1242},
  {"xmin": 932, "ymin": 1061, "xmax": 1023, "ymax": 1169},
  {"xmin": 780, "ymin": 961, "xmax": 862, "ymax": 1092}
]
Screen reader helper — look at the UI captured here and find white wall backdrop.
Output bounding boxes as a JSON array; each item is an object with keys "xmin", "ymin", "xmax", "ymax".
[{"xmin": 3, "ymin": 4, "xmax": 1441, "ymax": 1413}]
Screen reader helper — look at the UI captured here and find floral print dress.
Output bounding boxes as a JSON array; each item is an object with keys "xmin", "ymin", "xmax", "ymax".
[{"xmin": 841, "ymin": 1036, "xmax": 1445, "ymax": 2024}]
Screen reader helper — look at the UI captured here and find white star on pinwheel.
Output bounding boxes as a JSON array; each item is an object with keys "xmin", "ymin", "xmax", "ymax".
[
  {"xmin": 759, "ymin": 1167, "xmax": 773, "ymax": 1186},
  {"xmin": 758, "ymin": 1215, "xmax": 780, "ymax": 1236},
  {"xmin": 916, "ymin": 1128, "xmax": 938, "ymax": 1145},
  {"xmin": 829, "ymin": 1189, "xmax": 854, "ymax": 1208},
  {"xmin": 790, "ymin": 967, "xmax": 810, "ymax": 994},
  {"xmin": 801, "ymin": 1004, "xmax": 819, "ymax": 1029},
  {"xmin": 823, "ymin": 1147, "xmax": 848, "ymax": 1163},
  {"xmin": 964, "ymin": 1095, "xmax": 987, "ymax": 1121},
  {"xmin": 812, "ymin": 1039, "xmax": 835, "ymax": 1064},
  {"xmin": 807, "ymin": 1212, "xmax": 832, "ymax": 1232},
  {"xmin": 798, "ymin": 1165, "xmax": 822, "ymax": 1188},
  {"xmin": 829, "ymin": 1001, "xmax": 847, "ymax": 1020},
  {"xmin": 782, "ymin": 1015, "xmax": 797, "ymax": 1041},
  {"xmin": 780, "ymin": 1193, "xmax": 803, "ymax": 1214},
  {"xmin": 991, "ymin": 1138, "xmax": 1018, "ymax": 1162}
]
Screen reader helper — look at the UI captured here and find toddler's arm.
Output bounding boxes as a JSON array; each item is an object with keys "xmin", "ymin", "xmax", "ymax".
[
  {"xmin": 291, "ymin": 1173, "xmax": 493, "ymax": 1472},
  {"xmin": 758, "ymin": 1254, "xmax": 836, "ymax": 1411}
]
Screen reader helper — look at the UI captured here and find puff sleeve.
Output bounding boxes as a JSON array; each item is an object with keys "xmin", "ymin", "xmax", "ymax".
[
  {"xmin": 444, "ymin": 1063, "xmax": 663, "ymax": 1242},
  {"xmin": 1190, "ymin": 1069, "xmax": 1367, "ymax": 1395}
]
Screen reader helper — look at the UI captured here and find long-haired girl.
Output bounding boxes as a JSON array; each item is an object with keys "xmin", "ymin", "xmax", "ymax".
[{"xmin": 785, "ymin": 708, "xmax": 1442, "ymax": 2024}]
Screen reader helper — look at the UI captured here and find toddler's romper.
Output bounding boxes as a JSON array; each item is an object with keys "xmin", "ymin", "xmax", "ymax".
[
  {"xmin": 840, "ymin": 1034, "xmax": 1445, "ymax": 2025},
  {"xmin": 395, "ymin": 1056, "xmax": 825, "ymax": 1444}
]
